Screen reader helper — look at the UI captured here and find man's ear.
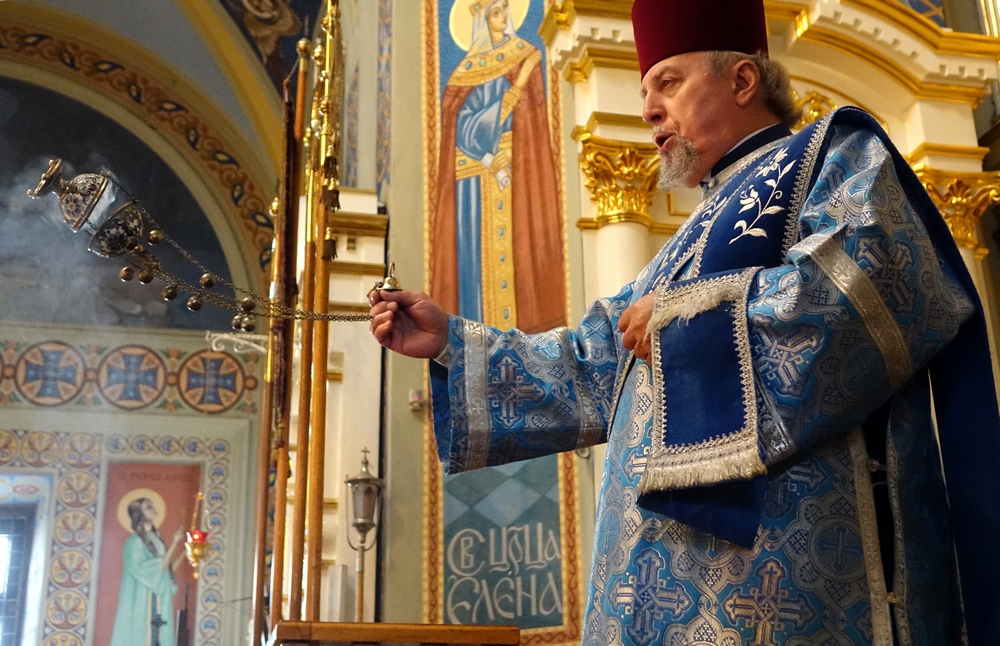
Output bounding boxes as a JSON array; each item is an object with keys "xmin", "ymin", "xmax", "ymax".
[{"xmin": 733, "ymin": 59, "xmax": 761, "ymax": 107}]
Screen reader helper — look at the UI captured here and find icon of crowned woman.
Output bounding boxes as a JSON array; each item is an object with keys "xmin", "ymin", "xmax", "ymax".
[
  {"xmin": 432, "ymin": 0, "xmax": 566, "ymax": 333},
  {"xmin": 110, "ymin": 493, "xmax": 186, "ymax": 646}
]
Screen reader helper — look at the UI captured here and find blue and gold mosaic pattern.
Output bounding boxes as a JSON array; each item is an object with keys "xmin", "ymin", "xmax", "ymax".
[{"xmin": 1, "ymin": 341, "xmax": 258, "ymax": 415}]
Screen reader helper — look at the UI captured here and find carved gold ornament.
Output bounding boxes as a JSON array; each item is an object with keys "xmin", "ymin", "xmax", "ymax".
[
  {"xmin": 577, "ymin": 132, "xmax": 659, "ymax": 228},
  {"xmin": 915, "ymin": 166, "xmax": 1000, "ymax": 259},
  {"xmin": 792, "ymin": 90, "xmax": 838, "ymax": 129}
]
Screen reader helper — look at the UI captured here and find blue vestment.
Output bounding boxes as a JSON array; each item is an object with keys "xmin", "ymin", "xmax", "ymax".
[{"xmin": 430, "ymin": 108, "xmax": 1000, "ymax": 644}]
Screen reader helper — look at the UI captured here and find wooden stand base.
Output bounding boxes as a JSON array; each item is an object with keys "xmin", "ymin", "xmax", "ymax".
[{"xmin": 267, "ymin": 621, "xmax": 520, "ymax": 646}]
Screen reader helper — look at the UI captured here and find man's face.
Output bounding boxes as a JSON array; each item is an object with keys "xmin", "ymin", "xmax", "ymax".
[{"xmin": 640, "ymin": 52, "xmax": 741, "ymax": 189}]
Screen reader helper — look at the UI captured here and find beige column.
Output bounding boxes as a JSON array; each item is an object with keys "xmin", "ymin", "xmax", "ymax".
[
  {"xmin": 573, "ymin": 131, "xmax": 663, "ymax": 493},
  {"xmin": 576, "ymin": 133, "xmax": 660, "ymax": 298}
]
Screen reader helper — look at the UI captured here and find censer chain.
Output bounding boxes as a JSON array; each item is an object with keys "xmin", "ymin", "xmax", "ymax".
[{"xmin": 111, "ymin": 176, "xmax": 372, "ymax": 323}]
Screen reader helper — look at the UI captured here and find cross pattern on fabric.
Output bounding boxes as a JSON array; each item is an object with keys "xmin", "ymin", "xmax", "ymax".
[
  {"xmin": 814, "ymin": 522, "xmax": 864, "ymax": 574},
  {"xmin": 612, "ymin": 548, "xmax": 693, "ymax": 644},
  {"xmin": 855, "ymin": 235, "xmax": 916, "ymax": 310},
  {"xmin": 752, "ymin": 328, "xmax": 823, "ymax": 396},
  {"xmin": 491, "ymin": 355, "xmax": 546, "ymax": 427},
  {"xmin": 722, "ymin": 558, "xmax": 816, "ymax": 645},
  {"xmin": 766, "ymin": 461, "xmax": 825, "ymax": 517}
]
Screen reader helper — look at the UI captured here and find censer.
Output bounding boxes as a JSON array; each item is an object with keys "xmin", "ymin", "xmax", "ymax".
[{"xmin": 27, "ymin": 158, "xmax": 399, "ymax": 328}]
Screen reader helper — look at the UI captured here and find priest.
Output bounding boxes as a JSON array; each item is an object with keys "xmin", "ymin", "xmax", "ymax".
[{"xmin": 370, "ymin": 0, "xmax": 1000, "ymax": 642}]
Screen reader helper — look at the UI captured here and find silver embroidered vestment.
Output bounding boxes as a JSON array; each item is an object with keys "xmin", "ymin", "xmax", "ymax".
[{"xmin": 429, "ymin": 111, "xmax": 976, "ymax": 645}]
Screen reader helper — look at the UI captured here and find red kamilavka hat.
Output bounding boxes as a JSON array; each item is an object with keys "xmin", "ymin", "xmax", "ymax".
[{"xmin": 631, "ymin": 0, "xmax": 769, "ymax": 78}]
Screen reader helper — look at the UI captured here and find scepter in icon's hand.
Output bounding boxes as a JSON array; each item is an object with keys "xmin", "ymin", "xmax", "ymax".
[{"xmin": 26, "ymin": 158, "xmax": 402, "ymax": 328}]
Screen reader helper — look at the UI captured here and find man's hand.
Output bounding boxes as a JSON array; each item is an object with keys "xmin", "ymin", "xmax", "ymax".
[
  {"xmin": 618, "ymin": 292, "xmax": 655, "ymax": 363},
  {"xmin": 369, "ymin": 289, "xmax": 449, "ymax": 359}
]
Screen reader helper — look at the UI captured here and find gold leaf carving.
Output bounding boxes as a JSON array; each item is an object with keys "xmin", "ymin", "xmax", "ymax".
[
  {"xmin": 792, "ymin": 89, "xmax": 838, "ymax": 129},
  {"xmin": 577, "ymin": 132, "xmax": 659, "ymax": 228},
  {"xmin": 915, "ymin": 166, "xmax": 1000, "ymax": 259}
]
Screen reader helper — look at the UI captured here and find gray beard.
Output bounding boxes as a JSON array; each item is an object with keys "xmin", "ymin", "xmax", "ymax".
[{"xmin": 657, "ymin": 134, "xmax": 699, "ymax": 192}]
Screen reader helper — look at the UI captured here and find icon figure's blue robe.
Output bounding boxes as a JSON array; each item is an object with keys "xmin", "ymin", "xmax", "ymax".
[{"xmin": 429, "ymin": 108, "xmax": 1000, "ymax": 645}]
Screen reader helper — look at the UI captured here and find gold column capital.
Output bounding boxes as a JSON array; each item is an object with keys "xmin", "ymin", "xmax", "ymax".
[
  {"xmin": 914, "ymin": 166, "xmax": 1000, "ymax": 259},
  {"xmin": 576, "ymin": 131, "xmax": 659, "ymax": 230}
]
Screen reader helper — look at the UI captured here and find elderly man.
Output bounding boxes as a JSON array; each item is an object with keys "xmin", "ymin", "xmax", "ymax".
[{"xmin": 370, "ymin": 0, "xmax": 1000, "ymax": 643}]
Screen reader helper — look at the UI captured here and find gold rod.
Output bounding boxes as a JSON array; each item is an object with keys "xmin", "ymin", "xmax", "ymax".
[
  {"xmin": 983, "ymin": 0, "xmax": 1000, "ymax": 36},
  {"xmin": 250, "ymin": 310, "xmax": 276, "ymax": 645},
  {"xmin": 305, "ymin": 196, "xmax": 331, "ymax": 620},
  {"xmin": 289, "ymin": 40, "xmax": 319, "ymax": 619},
  {"xmin": 269, "ymin": 441, "xmax": 290, "ymax": 625},
  {"xmin": 305, "ymin": 0, "xmax": 339, "ymax": 619}
]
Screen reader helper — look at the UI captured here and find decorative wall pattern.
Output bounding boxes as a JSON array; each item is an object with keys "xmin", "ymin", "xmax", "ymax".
[
  {"xmin": 0, "ymin": 429, "xmax": 235, "ymax": 646},
  {"xmin": 0, "ymin": 322, "xmax": 257, "ymax": 646},
  {"xmin": 343, "ymin": 64, "xmax": 360, "ymax": 187},
  {"xmin": 1, "ymin": 341, "xmax": 259, "ymax": 415},
  {"xmin": 377, "ymin": 0, "xmax": 392, "ymax": 199}
]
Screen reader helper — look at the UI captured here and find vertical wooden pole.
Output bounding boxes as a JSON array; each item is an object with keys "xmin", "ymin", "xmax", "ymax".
[
  {"xmin": 268, "ymin": 68, "xmax": 305, "ymax": 627},
  {"xmin": 305, "ymin": 0, "xmax": 339, "ymax": 619},
  {"xmin": 305, "ymin": 198, "xmax": 330, "ymax": 620},
  {"xmin": 265, "ymin": 89, "xmax": 289, "ymax": 631},
  {"xmin": 288, "ymin": 38, "xmax": 315, "ymax": 622},
  {"xmin": 251, "ymin": 394, "xmax": 272, "ymax": 646}
]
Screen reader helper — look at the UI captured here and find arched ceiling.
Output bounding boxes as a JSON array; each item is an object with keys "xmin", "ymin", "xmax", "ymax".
[{"xmin": 21, "ymin": 0, "xmax": 324, "ymax": 174}]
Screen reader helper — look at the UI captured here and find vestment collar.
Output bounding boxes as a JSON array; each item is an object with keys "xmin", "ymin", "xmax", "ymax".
[{"xmin": 700, "ymin": 123, "xmax": 792, "ymax": 192}]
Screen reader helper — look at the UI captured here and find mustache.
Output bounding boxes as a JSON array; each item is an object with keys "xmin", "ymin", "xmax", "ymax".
[{"xmin": 653, "ymin": 129, "xmax": 684, "ymax": 149}]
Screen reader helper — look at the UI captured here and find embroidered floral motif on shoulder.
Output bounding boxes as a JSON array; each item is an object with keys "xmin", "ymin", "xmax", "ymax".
[
  {"xmin": 730, "ymin": 148, "xmax": 796, "ymax": 244},
  {"xmin": 689, "ymin": 138, "xmax": 785, "ymax": 277}
]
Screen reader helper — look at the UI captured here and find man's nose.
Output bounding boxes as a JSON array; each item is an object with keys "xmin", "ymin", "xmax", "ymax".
[{"xmin": 642, "ymin": 95, "xmax": 663, "ymax": 124}]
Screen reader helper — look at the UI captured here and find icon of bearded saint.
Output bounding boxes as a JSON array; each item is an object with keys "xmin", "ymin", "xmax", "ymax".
[{"xmin": 240, "ymin": 0, "xmax": 301, "ymax": 60}]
